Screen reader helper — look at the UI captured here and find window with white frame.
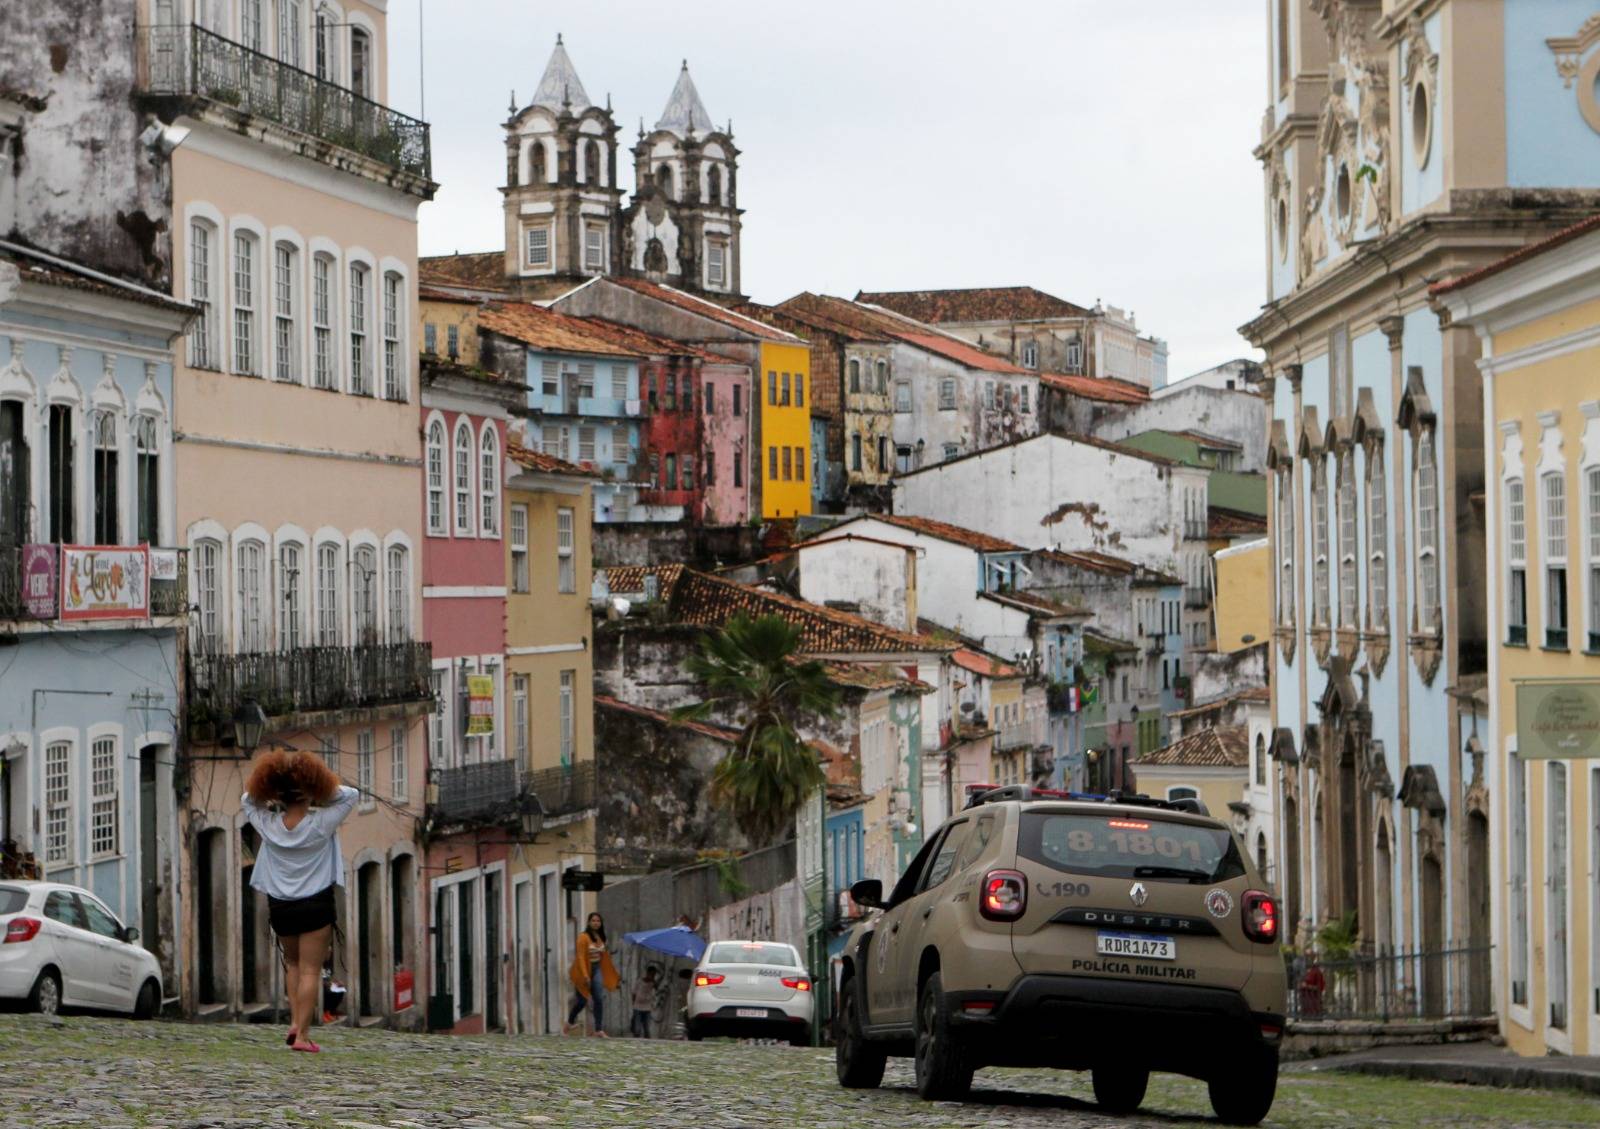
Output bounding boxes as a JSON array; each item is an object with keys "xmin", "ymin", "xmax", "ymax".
[
  {"xmin": 91, "ymin": 410, "xmax": 119, "ymax": 545},
  {"xmin": 611, "ymin": 365, "xmax": 628, "ymax": 400},
  {"xmin": 1507, "ymin": 476, "xmax": 1528, "ymax": 645},
  {"xmin": 349, "ymin": 27, "xmax": 372, "ymax": 98},
  {"xmin": 386, "ymin": 545, "xmax": 408, "ymax": 642},
  {"xmin": 195, "ymin": 537, "xmax": 222, "ymax": 653},
  {"xmin": 429, "ymin": 668, "xmax": 448, "ymax": 766},
  {"xmin": 612, "ymin": 424, "xmax": 629, "ymax": 466},
  {"xmin": 383, "ymin": 271, "xmax": 403, "ymax": 400},
  {"xmin": 894, "ymin": 382, "xmax": 911, "ymax": 413},
  {"xmin": 578, "ymin": 425, "xmax": 595, "ymax": 464},
  {"xmin": 188, "ymin": 220, "xmax": 218, "ymax": 368},
  {"xmin": 237, "ymin": 538, "xmax": 267, "ymax": 652},
  {"xmin": 1021, "ymin": 340, "xmax": 1038, "ymax": 369},
  {"xmin": 1366, "ymin": 440, "xmax": 1388, "ymax": 630},
  {"xmin": 479, "ymin": 427, "xmax": 499, "ymax": 535},
  {"xmin": 1337, "ymin": 448, "xmax": 1358, "ymax": 629},
  {"xmin": 556, "ymin": 507, "xmax": 574, "ymax": 593},
  {"xmin": 525, "ymin": 225, "xmax": 550, "ymax": 268},
  {"xmin": 278, "ymin": 0, "xmax": 303, "ymax": 66},
  {"xmin": 390, "ymin": 723, "xmax": 408, "ymax": 802},
  {"xmin": 316, "ymin": 541, "xmax": 341, "ymax": 645},
  {"xmin": 356, "ymin": 729, "xmax": 374, "ymax": 809},
  {"xmin": 446, "ymin": 324, "xmax": 459, "ymax": 359},
  {"xmin": 1415, "ymin": 429, "xmax": 1440, "ymax": 630},
  {"xmin": 584, "ymin": 225, "xmax": 604, "ymax": 271},
  {"xmin": 240, "ymin": 0, "xmax": 264, "ymax": 52},
  {"xmin": 273, "ymin": 242, "xmax": 299, "ymax": 382},
  {"xmin": 352, "ymin": 544, "xmax": 378, "ymax": 643},
  {"xmin": 453, "ymin": 421, "xmax": 473, "ymax": 535},
  {"xmin": 707, "ymin": 239, "xmax": 726, "ymax": 286},
  {"xmin": 312, "ymin": 252, "xmax": 335, "ymax": 388},
  {"xmin": 541, "ymin": 424, "xmax": 563, "ymax": 458},
  {"xmin": 90, "ymin": 736, "xmax": 119, "ymax": 858},
  {"xmin": 233, "ymin": 232, "xmax": 259, "ymax": 375},
  {"xmin": 1543, "ymin": 470, "xmax": 1569, "ymax": 649},
  {"xmin": 45, "ymin": 740, "xmax": 70, "ymax": 865},
  {"xmin": 278, "ymin": 540, "xmax": 304, "ymax": 650},
  {"xmin": 1310, "ymin": 458, "xmax": 1329, "ymax": 627},
  {"xmin": 349, "ymin": 262, "xmax": 371, "ymax": 395},
  {"xmin": 559, "ymin": 669, "xmax": 574, "ymax": 765},
  {"xmin": 541, "ymin": 359, "xmax": 559, "ymax": 397},
  {"xmin": 424, "ymin": 323, "xmax": 436, "ymax": 354},
  {"xmin": 426, "ymin": 420, "xmax": 446, "ymax": 535},
  {"xmin": 1587, "ymin": 466, "xmax": 1600, "ymax": 651},
  {"xmin": 874, "ymin": 360, "xmax": 887, "ymax": 394},
  {"xmin": 1276, "ymin": 467, "xmax": 1295, "ymax": 627},
  {"xmin": 576, "ymin": 362, "xmax": 595, "ymax": 399},
  {"xmin": 513, "ymin": 674, "xmax": 529, "ymax": 765},
  {"xmin": 509, "ymin": 504, "xmax": 529, "ymax": 593}
]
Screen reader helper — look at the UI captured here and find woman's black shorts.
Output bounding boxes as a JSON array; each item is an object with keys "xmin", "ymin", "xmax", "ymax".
[{"xmin": 267, "ymin": 885, "xmax": 336, "ymax": 937}]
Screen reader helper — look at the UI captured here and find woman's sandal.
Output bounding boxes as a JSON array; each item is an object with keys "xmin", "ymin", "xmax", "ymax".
[{"xmin": 291, "ymin": 1039, "xmax": 321, "ymax": 1053}]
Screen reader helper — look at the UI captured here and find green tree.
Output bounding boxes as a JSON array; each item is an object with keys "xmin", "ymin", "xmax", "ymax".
[{"xmin": 672, "ymin": 614, "xmax": 840, "ymax": 846}]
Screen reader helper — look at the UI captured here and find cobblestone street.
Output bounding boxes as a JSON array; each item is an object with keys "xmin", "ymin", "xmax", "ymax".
[{"xmin": 3, "ymin": 1015, "xmax": 1598, "ymax": 1129}]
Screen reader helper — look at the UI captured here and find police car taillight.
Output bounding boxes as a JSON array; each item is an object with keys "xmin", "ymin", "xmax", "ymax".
[
  {"xmin": 979, "ymin": 869, "xmax": 1027, "ymax": 921},
  {"xmin": 1241, "ymin": 890, "xmax": 1278, "ymax": 944}
]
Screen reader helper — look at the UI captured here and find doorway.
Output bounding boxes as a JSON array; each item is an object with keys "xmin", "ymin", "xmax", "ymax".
[
  {"xmin": 484, "ymin": 870, "xmax": 502, "ymax": 1030},
  {"xmin": 1374, "ymin": 819, "xmax": 1393, "ymax": 954},
  {"xmin": 514, "ymin": 879, "xmax": 533, "ymax": 1034},
  {"xmin": 540, "ymin": 871, "xmax": 559, "ymax": 1033},
  {"xmin": 139, "ymin": 748, "xmax": 160, "ymax": 954},
  {"xmin": 1419, "ymin": 850, "xmax": 1444, "ymax": 1017},
  {"xmin": 1466, "ymin": 810, "xmax": 1490, "ymax": 1014},
  {"xmin": 195, "ymin": 827, "xmax": 228, "ymax": 1006},
  {"xmin": 1282, "ymin": 794, "xmax": 1300, "ymax": 941},
  {"xmin": 357, "ymin": 861, "xmax": 382, "ymax": 1019},
  {"xmin": 240, "ymin": 826, "xmax": 272, "ymax": 1005},
  {"xmin": 1547, "ymin": 763, "xmax": 1569, "ymax": 1033}
]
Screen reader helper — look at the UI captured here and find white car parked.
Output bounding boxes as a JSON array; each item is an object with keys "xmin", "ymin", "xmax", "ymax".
[
  {"xmin": 0, "ymin": 881, "xmax": 163, "ymax": 1018},
  {"xmin": 685, "ymin": 940, "xmax": 814, "ymax": 1045}
]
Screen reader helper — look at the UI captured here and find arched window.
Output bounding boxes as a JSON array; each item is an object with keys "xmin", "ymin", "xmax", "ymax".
[
  {"xmin": 315, "ymin": 541, "xmax": 341, "ymax": 645},
  {"xmin": 1254, "ymin": 733, "xmax": 1267, "ymax": 787},
  {"xmin": 1506, "ymin": 475, "xmax": 1527, "ymax": 644},
  {"xmin": 311, "ymin": 251, "xmax": 336, "ymax": 389},
  {"xmin": 426, "ymin": 420, "xmax": 446, "ymax": 535},
  {"xmin": 348, "ymin": 262, "xmax": 371, "ymax": 395},
  {"xmin": 91, "ymin": 409, "xmax": 119, "ymax": 545},
  {"xmin": 385, "ymin": 544, "xmax": 408, "ymax": 642},
  {"xmin": 1337, "ymin": 448, "xmax": 1358, "ymax": 629},
  {"xmin": 349, "ymin": 28, "xmax": 372, "ymax": 98},
  {"xmin": 1310, "ymin": 457, "xmax": 1330, "ymax": 627},
  {"xmin": 194, "ymin": 537, "xmax": 222, "ymax": 654},
  {"xmin": 1414, "ymin": 430, "xmax": 1439, "ymax": 630},
  {"xmin": 584, "ymin": 140, "xmax": 601, "ymax": 185},
  {"xmin": 273, "ymin": 241, "xmax": 300, "ymax": 383},
  {"xmin": 874, "ymin": 359, "xmax": 888, "ymax": 394},
  {"xmin": 382, "ymin": 270, "xmax": 403, "ymax": 401},
  {"xmin": 848, "ymin": 358, "xmax": 860, "ymax": 393},
  {"xmin": 1366, "ymin": 440, "xmax": 1388, "ymax": 630},
  {"xmin": 277, "ymin": 540, "xmax": 304, "ymax": 650},
  {"xmin": 232, "ymin": 231, "xmax": 259, "ymax": 375},
  {"xmin": 529, "ymin": 140, "xmax": 546, "ymax": 183},
  {"xmin": 1541, "ymin": 470, "xmax": 1568, "ymax": 649},
  {"xmin": 0, "ymin": 396, "xmax": 29, "ymax": 543},
  {"xmin": 453, "ymin": 420, "xmax": 474, "ymax": 535},
  {"xmin": 237, "ymin": 538, "xmax": 267, "ymax": 652},
  {"xmin": 707, "ymin": 163, "xmax": 722, "ymax": 205},
  {"xmin": 1276, "ymin": 467, "xmax": 1295, "ymax": 627},
  {"xmin": 277, "ymin": 0, "xmax": 304, "ymax": 68},
  {"xmin": 479, "ymin": 425, "xmax": 499, "ymax": 536},
  {"xmin": 314, "ymin": 3, "xmax": 340, "ymax": 82},
  {"xmin": 657, "ymin": 162, "xmax": 674, "ymax": 199},
  {"xmin": 188, "ymin": 218, "xmax": 219, "ymax": 369},
  {"xmin": 351, "ymin": 544, "xmax": 378, "ymax": 644}
]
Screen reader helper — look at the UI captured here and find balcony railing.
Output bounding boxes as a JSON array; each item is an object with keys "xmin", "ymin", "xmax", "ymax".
[
  {"xmin": 187, "ymin": 640, "xmax": 432, "ymax": 735},
  {"xmin": 138, "ymin": 24, "xmax": 431, "ymax": 180},
  {"xmin": 997, "ymin": 725, "xmax": 1034, "ymax": 751},
  {"xmin": 1286, "ymin": 945, "xmax": 1494, "ymax": 1023},
  {"xmin": 528, "ymin": 761, "xmax": 597, "ymax": 820},
  {"xmin": 1183, "ymin": 519, "xmax": 1207, "ymax": 540},
  {"xmin": 1184, "ymin": 585, "xmax": 1208, "ymax": 609},
  {"xmin": 433, "ymin": 759, "xmax": 525, "ymax": 825},
  {"xmin": 1, "ymin": 545, "xmax": 187, "ymax": 622}
]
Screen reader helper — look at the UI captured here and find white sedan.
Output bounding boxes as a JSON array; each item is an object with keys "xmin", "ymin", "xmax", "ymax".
[
  {"xmin": 685, "ymin": 940, "xmax": 815, "ymax": 1046},
  {"xmin": 0, "ymin": 881, "xmax": 163, "ymax": 1017}
]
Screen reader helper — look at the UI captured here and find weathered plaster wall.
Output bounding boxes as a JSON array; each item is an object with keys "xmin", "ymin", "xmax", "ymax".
[{"xmin": 1090, "ymin": 385, "xmax": 1268, "ymax": 473}]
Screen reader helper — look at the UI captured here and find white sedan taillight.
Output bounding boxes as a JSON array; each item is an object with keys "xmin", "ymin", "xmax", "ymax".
[{"xmin": 3, "ymin": 917, "xmax": 42, "ymax": 944}]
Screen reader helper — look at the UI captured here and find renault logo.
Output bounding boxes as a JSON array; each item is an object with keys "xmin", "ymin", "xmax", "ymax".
[{"xmin": 1129, "ymin": 882, "xmax": 1148, "ymax": 907}]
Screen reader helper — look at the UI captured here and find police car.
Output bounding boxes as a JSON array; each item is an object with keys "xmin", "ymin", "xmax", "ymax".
[{"xmin": 832, "ymin": 785, "xmax": 1286, "ymax": 1125}]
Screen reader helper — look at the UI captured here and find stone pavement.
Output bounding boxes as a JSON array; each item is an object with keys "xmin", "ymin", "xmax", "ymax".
[
  {"xmin": 1295, "ymin": 1040, "xmax": 1600, "ymax": 1096},
  {"xmin": 2, "ymin": 1013, "xmax": 1598, "ymax": 1128}
]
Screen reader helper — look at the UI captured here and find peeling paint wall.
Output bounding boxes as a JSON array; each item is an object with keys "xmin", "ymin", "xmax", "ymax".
[
  {"xmin": 3, "ymin": 1, "xmax": 171, "ymax": 286},
  {"xmin": 1090, "ymin": 385, "xmax": 1268, "ymax": 473}
]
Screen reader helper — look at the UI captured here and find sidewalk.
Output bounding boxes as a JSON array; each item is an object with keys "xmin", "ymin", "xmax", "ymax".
[{"xmin": 1291, "ymin": 1041, "xmax": 1600, "ymax": 1096}]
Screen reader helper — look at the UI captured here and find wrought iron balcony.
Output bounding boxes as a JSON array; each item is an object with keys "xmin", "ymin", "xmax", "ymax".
[
  {"xmin": 1184, "ymin": 585, "xmax": 1209, "ymax": 609},
  {"xmin": 527, "ymin": 761, "xmax": 597, "ymax": 820},
  {"xmin": 997, "ymin": 724, "xmax": 1034, "ymax": 751},
  {"xmin": 433, "ymin": 759, "xmax": 525, "ymax": 825},
  {"xmin": 0, "ymin": 545, "xmax": 187, "ymax": 622},
  {"xmin": 187, "ymin": 640, "xmax": 432, "ymax": 737},
  {"xmin": 138, "ymin": 24, "xmax": 431, "ymax": 180}
]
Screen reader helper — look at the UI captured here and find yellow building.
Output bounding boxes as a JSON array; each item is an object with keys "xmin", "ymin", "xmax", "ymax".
[
  {"xmin": 501, "ymin": 443, "xmax": 602, "ymax": 1034},
  {"xmin": 758, "ymin": 341, "xmax": 813, "ymax": 519},
  {"xmin": 419, "ymin": 289, "xmax": 481, "ymax": 367},
  {"xmin": 1435, "ymin": 215, "xmax": 1600, "ymax": 1056},
  {"xmin": 1212, "ymin": 539, "xmax": 1271, "ymax": 653},
  {"xmin": 1130, "ymin": 728, "xmax": 1250, "ymax": 821}
]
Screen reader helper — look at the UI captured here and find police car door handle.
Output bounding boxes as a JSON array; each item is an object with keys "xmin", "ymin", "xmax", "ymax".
[
  {"xmin": 920, "ymin": 908, "xmax": 933, "ymax": 920},
  {"xmin": 890, "ymin": 922, "xmax": 900, "ymax": 934}
]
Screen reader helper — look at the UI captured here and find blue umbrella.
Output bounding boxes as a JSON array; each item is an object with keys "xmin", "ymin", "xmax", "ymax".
[{"xmin": 623, "ymin": 924, "xmax": 707, "ymax": 961}]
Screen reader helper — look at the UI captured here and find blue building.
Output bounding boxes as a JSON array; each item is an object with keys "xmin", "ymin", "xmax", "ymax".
[
  {"xmin": 0, "ymin": 242, "xmax": 192, "ymax": 984},
  {"xmin": 824, "ymin": 800, "xmax": 865, "ymax": 967}
]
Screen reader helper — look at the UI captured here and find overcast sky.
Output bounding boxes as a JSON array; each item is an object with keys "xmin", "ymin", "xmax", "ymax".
[{"xmin": 387, "ymin": 1, "xmax": 1268, "ymax": 381}]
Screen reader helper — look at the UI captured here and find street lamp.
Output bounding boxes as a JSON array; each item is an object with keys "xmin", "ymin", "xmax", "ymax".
[{"xmin": 232, "ymin": 698, "xmax": 268, "ymax": 754}]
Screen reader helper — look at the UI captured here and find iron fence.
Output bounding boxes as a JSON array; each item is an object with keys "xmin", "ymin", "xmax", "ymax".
[
  {"xmin": 1285, "ymin": 945, "xmax": 1494, "ymax": 1022},
  {"xmin": 139, "ymin": 24, "xmax": 431, "ymax": 179},
  {"xmin": 188, "ymin": 640, "xmax": 432, "ymax": 731},
  {"xmin": 433, "ymin": 759, "xmax": 524, "ymax": 824},
  {"xmin": 527, "ymin": 761, "xmax": 597, "ymax": 819}
]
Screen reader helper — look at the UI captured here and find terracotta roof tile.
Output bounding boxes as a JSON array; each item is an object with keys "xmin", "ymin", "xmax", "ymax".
[
  {"xmin": 1209, "ymin": 507, "xmax": 1268, "ymax": 538},
  {"xmin": 981, "ymin": 590, "xmax": 1087, "ymax": 618},
  {"xmin": 481, "ymin": 302, "xmax": 648, "ymax": 359},
  {"xmin": 816, "ymin": 661, "xmax": 933, "ymax": 693},
  {"xmin": 418, "ymin": 250, "xmax": 509, "ymax": 292},
  {"xmin": 578, "ymin": 316, "xmax": 744, "ymax": 364},
  {"xmin": 1430, "ymin": 212, "xmax": 1600, "ymax": 296},
  {"xmin": 780, "ymin": 294, "xmax": 1029, "ymax": 374},
  {"xmin": 506, "ymin": 440, "xmax": 599, "ymax": 479},
  {"xmin": 896, "ymin": 430, "xmax": 1173, "ymax": 483},
  {"xmin": 952, "ymin": 648, "xmax": 1019, "ymax": 678},
  {"xmin": 0, "ymin": 242, "xmax": 193, "ymax": 315},
  {"xmin": 418, "ymin": 286, "xmax": 479, "ymax": 305},
  {"xmin": 609, "ymin": 277, "xmax": 803, "ymax": 342},
  {"xmin": 1166, "ymin": 687, "xmax": 1270, "ymax": 720},
  {"xmin": 603, "ymin": 564, "xmax": 686, "ymax": 599},
  {"xmin": 1038, "ymin": 371, "xmax": 1151, "ymax": 404},
  {"xmin": 827, "ymin": 513, "xmax": 1024, "ymax": 554},
  {"xmin": 1135, "ymin": 725, "xmax": 1250, "ymax": 768},
  {"xmin": 854, "ymin": 286, "xmax": 1092, "ymax": 324}
]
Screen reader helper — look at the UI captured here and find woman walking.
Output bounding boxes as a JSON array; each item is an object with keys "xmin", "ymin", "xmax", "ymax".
[
  {"xmin": 565, "ymin": 911, "xmax": 619, "ymax": 1036},
  {"xmin": 241, "ymin": 750, "xmax": 358, "ymax": 1053}
]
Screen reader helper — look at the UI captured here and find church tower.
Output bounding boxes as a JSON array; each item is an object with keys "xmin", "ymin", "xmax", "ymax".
[
  {"xmin": 501, "ymin": 37, "xmax": 623, "ymax": 296},
  {"xmin": 620, "ymin": 62, "xmax": 743, "ymax": 298}
]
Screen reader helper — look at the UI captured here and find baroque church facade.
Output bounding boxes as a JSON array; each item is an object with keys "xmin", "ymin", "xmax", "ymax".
[{"xmin": 499, "ymin": 37, "xmax": 743, "ymax": 300}]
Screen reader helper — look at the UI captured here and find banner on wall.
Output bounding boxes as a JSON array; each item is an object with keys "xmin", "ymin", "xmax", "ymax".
[
  {"xmin": 20, "ymin": 545, "xmax": 57, "ymax": 619},
  {"xmin": 1516, "ymin": 680, "xmax": 1600, "ymax": 759},
  {"xmin": 59, "ymin": 546, "xmax": 149, "ymax": 621},
  {"xmin": 465, "ymin": 674, "xmax": 496, "ymax": 736}
]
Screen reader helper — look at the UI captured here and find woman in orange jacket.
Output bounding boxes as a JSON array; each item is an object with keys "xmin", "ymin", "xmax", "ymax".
[{"xmin": 565, "ymin": 911, "xmax": 620, "ymax": 1035}]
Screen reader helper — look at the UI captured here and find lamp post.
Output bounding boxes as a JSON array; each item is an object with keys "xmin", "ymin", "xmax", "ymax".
[{"xmin": 232, "ymin": 697, "xmax": 267, "ymax": 755}]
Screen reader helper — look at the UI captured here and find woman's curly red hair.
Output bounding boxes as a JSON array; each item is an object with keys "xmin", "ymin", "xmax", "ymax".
[{"xmin": 245, "ymin": 749, "xmax": 341, "ymax": 807}]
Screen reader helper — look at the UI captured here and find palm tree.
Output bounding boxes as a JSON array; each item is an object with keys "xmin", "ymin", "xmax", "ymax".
[{"xmin": 672, "ymin": 613, "xmax": 840, "ymax": 846}]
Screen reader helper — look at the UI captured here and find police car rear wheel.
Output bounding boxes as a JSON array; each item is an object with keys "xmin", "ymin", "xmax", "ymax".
[
  {"xmin": 1091, "ymin": 1062, "xmax": 1149, "ymax": 1114},
  {"xmin": 1207, "ymin": 1045, "xmax": 1278, "ymax": 1126},
  {"xmin": 913, "ymin": 972, "xmax": 973, "ymax": 1101}
]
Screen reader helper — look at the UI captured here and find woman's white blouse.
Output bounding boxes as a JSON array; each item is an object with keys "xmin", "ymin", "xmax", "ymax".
[{"xmin": 241, "ymin": 785, "xmax": 359, "ymax": 901}]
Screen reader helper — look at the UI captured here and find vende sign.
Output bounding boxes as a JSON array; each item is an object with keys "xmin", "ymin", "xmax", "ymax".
[{"xmin": 59, "ymin": 546, "xmax": 150, "ymax": 621}]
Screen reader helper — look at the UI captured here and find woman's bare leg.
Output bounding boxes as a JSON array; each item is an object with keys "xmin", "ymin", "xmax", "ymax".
[
  {"xmin": 279, "ymin": 935, "xmax": 302, "ymax": 1037},
  {"xmin": 293, "ymin": 925, "xmax": 332, "ymax": 1047}
]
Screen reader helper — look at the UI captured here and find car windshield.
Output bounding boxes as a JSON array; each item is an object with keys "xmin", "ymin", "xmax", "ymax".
[
  {"xmin": 706, "ymin": 942, "xmax": 798, "ymax": 966},
  {"xmin": 1019, "ymin": 812, "xmax": 1246, "ymax": 884},
  {"xmin": 0, "ymin": 886, "xmax": 26, "ymax": 914}
]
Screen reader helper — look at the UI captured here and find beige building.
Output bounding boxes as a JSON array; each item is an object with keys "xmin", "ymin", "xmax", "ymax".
[{"xmin": 138, "ymin": 0, "xmax": 437, "ymax": 1023}]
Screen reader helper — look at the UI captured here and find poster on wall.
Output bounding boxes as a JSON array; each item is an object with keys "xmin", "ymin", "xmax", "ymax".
[
  {"xmin": 59, "ymin": 545, "xmax": 150, "ymax": 621},
  {"xmin": 1516, "ymin": 680, "xmax": 1600, "ymax": 759},
  {"xmin": 465, "ymin": 674, "xmax": 496, "ymax": 736},
  {"xmin": 21, "ymin": 545, "xmax": 57, "ymax": 619}
]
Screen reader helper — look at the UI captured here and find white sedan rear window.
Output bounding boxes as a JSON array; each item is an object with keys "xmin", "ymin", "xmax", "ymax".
[
  {"xmin": 0, "ymin": 886, "xmax": 26, "ymax": 914},
  {"xmin": 706, "ymin": 942, "xmax": 798, "ymax": 966}
]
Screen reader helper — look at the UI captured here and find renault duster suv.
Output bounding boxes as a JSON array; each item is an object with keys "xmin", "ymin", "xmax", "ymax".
[{"xmin": 833, "ymin": 786, "xmax": 1286, "ymax": 1125}]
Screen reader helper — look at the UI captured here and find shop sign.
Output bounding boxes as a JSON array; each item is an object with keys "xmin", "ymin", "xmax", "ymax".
[
  {"xmin": 1516, "ymin": 681, "xmax": 1600, "ymax": 759},
  {"xmin": 465, "ymin": 674, "xmax": 496, "ymax": 736},
  {"xmin": 59, "ymin": 545, "xmax": 149, "ymax": 621},
  {"xmin": 20, "ymin": 545, "xmax": 57, "ymax": 619}
]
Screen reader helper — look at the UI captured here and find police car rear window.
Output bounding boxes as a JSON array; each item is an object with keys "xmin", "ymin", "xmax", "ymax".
[
  {"xmin": 0, "ymin": 886, "xmax": 26, "ymax": 914},
  {"xmin": 1018, "ymin": 813, "xmax": 1245, "ymax": 884}
]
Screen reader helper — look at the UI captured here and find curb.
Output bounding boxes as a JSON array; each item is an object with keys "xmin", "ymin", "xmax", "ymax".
[{"xmin": 1318, "ymin": 1058, "xmax": 1600, "ymax": 1097}]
